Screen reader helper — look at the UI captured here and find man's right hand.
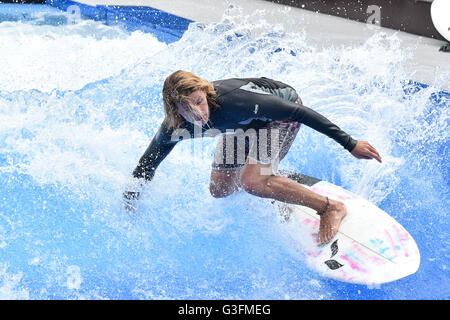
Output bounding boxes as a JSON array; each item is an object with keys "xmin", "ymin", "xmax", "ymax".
[{"xmin": 123, "ymin": 190, "xmax": 141, "ymax": 213}]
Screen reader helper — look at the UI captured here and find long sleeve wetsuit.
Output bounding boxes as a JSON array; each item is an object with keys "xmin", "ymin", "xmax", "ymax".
[{"xmin": 132, "ymin": 77, "xmax": 357, "ymax": 181}]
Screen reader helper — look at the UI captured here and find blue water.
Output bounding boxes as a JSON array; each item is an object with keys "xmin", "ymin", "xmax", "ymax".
[{"xmin": 0, "ymin": 4, "xmax": 449, "ymax": 299}]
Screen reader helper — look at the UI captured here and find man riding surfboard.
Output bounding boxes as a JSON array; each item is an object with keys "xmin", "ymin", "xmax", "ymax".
[{"xmin": 124, "ymin": 70, "xmax": 382, "ymax": 245}]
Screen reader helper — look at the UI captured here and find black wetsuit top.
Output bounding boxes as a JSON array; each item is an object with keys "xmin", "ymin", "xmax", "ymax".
[{"xmin": 132, "ymin": 77, "xmax": 357, "ymax": 181}]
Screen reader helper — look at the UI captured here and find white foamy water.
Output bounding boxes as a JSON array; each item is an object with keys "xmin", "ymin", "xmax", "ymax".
[{"xmin": 0, "ymin": 14, "xmax": 167, "ymax": 92}]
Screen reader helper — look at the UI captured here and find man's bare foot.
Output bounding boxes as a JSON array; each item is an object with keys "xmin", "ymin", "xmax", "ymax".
[{"xmin": 318, "ymin": 200, "xmax": 347, "ymax": 246}]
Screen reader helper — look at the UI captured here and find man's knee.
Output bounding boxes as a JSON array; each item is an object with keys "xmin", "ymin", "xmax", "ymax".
[
  {"xmin": 240, "ymin": 166, "xmax": 272, "ymax": 196},
  {"xmin": 209, "ymin": 182, "xmax": 234, "ymax": 198},
  {"xmin": 209, "ymin": 169, "xmax": 241, "ymax": 198}
]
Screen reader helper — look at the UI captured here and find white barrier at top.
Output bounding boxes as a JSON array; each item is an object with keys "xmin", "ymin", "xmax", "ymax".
[{"xmin": 431, "ymin": 0, "xmax": 450, "ymax": 42}]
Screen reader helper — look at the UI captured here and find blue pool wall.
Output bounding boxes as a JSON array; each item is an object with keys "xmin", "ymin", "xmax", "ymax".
[{"xmin": 44, "ymin": 0, "xmax": 192, "ymax": 43}]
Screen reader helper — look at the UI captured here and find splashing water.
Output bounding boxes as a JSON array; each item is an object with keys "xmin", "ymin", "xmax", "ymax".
[{"xmin": 0, "ymin": 5, "xmax": 448, "ymax": 299}]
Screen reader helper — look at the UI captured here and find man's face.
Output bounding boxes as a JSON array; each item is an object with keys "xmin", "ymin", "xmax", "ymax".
[{"xmin": 176, "ymin": 90, "xmax": 210, "ymax": 125}]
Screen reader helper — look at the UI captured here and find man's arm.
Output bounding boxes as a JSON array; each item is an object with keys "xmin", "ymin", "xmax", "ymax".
[
  {"xmin": 123, "ymin": 120, "xmax": 179, "ymax": 211},
  {"xmin": 228, "ymin": 89, "xmax": 382, "ymax": 162},
  {"xmin": 132, "ymin": 123, "xmax": 178, "ymax": 181},
  {"xmin": 221, "ymin": 89, "xmax": 358, "ymax": 152}
]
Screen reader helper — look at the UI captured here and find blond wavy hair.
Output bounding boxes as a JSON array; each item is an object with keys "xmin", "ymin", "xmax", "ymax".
[{"xmin": 162, "ymin": 70, "xmax": 218, "ymax": 130}]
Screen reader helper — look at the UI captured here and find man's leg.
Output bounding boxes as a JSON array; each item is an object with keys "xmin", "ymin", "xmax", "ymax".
[
  {"xmin": 210, "ymin": 131, "xmax": 246, "ymax": 198},
  {"xmin": 209, "ymin": 168, "xmax": 242, "ymax": 198},
  {"xmin": 240, "ymin": 160, "xmax": 347, "ymax": 245}
]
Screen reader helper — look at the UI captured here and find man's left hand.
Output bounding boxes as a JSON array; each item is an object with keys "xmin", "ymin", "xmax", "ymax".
[{"xmin": 350, "ymin": 141, "xmax": 382, "ymax": 163}]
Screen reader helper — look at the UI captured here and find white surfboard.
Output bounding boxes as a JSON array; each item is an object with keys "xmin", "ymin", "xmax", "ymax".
[
  {"xmin": 274, "ymin": 171, "xmax": 420, "ymax": 285},
  {"xmin": 431, "ymin": 0, "xmax": 450, "ymax": 42}
]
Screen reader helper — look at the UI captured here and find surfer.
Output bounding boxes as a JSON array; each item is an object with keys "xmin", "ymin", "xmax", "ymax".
[{"xmin": 124, "ymin": 70, "xmax": 382, "ymax": 245}]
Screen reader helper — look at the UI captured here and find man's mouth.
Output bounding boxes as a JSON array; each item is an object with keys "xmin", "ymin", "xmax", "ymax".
[{"xmin": 193, "ymin": 114, "xmax": 207, "ymax": 123}]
